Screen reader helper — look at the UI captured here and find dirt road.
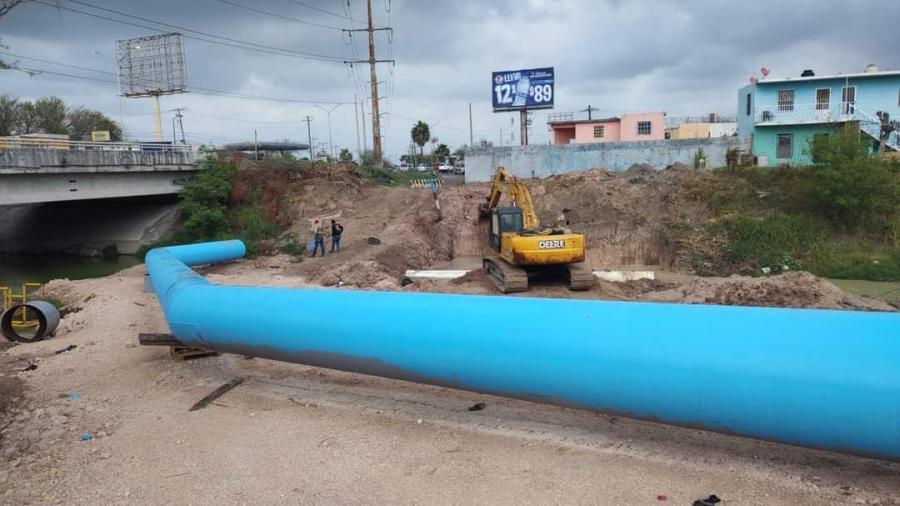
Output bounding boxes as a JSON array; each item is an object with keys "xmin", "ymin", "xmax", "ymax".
[{"xmin": 2, "ymin": 264, "xmax": 898, "ymax": 505}]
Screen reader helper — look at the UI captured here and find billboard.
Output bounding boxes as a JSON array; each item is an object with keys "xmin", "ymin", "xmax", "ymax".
[
  {"xmin": 116, "ymin": 33, "xmax": 187, "ymax": 97},
  {"xmin": 491, "ymin": 67, "xmax": 554, "ymax": 111}
]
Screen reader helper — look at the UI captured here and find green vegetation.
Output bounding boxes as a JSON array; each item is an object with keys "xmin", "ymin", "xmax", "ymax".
[
  {"xmin": 356, "ymin": 164, "xmax": 426, "ymax": 186},
  {"xmin": 0, "ymin": 95, "xmax": 123, "ymax": 140},
  {"xmin": 167, "ymin": 159, "xmax": 283, "ymax": 255},
  {"xmin": 679, "ymin": 126, "xmax": 900, "ymax": 281}
]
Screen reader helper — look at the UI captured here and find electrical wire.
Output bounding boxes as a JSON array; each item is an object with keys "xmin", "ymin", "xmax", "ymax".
[
  {"xmin": 35, "ymin": 0, "xmax": 346, "ymax": 63},
  {"xmin": 286, "ymin": 0, "xmax": 362, "ymax": 22},
  {"xmin": 216, "ymin": 0, "xmax": 343, "ymax": 31},
  {"xmin": 0, "ymin": 51, "xmax": 116, "ymax": 75},
  {"xmin": 3, "ymin": 63, "xmax": 348, "ymax": 105}
]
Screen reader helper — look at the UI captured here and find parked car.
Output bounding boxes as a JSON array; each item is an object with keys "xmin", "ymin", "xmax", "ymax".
[
  {"xmin": 398, "ymin": 162, "xmax": 411, "ymax": 171},
  {"xmin": 415, "ymin": 163, "xmax": 429, "ymax": 172},
  {"xmin": 437, "ymin": 163, "xmax": 454, "ymax": 173},
  {"xmin": 453, "ymin": 161, "xmax": 465, "ymax": 175}
]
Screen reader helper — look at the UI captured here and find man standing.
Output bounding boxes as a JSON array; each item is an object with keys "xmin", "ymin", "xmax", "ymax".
[
  {"xmin": 311, "ymin": 219, "xmax": 326, "ymax": 257},
  {"xmin": 330, "ymin": 219, "xmax": 344, "ymax": 253}
]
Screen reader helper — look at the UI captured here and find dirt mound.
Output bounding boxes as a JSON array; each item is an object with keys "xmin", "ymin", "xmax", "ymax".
[{"xmin": 645, "ymin": 272, "xmax": 894, "ymax": 311}]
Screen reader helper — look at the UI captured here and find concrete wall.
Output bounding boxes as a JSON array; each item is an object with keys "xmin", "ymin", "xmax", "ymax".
[
  {"xmin": 0, "ymin": 148, "xmax": 194, "ymax": 170},
  {"xmin": 465, "ymin": 136, "xmax": 750, "ymax": 182},
  {"xmin": 0, "ymin": 148, "xmax": 197, "ymax": 205}
]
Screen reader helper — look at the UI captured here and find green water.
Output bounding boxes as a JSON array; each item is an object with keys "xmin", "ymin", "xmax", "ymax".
[{"xmin": 0, "ymin": 254, "xmax": 142, "ymax": 287}]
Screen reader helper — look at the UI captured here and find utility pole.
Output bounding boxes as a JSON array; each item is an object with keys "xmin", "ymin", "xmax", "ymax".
[
  {"xmin": 580, "ymin": 104, "xmax": 599, "ymax": 121},
  {"xmin": 253, "ymin": 129, "xmax": 259, "ymax": 160},
  {"xmin": 520, "ymin": 110, "xmax": 528, "ymax": 146},
  {"xmin": 353, "ymin": 94, "xmax": 361, "ymax": 159},
  {"xmin": 314, "ymin": 104, "xmax": 340, "ymax": 160},
  {"xmin": 468, "ymin": 102, "xmax": 473, "ymax": 146},
  {"xmin": 360, "ymin": 100, "xmax": 368, "ymax": 153},
  {"xmin": 174, "ymin": 107, "xmax": 185, "ymax": 144},
  {"xmin": 303, "ymin": 115, "xmax": 313, "ymax": 160},
  {"xmin": 343, "ymin": 0, "xmax": 393, "ymax": 165}
]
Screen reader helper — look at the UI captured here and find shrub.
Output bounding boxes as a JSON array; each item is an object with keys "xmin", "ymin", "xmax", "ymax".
[
  {"xmin": 178, "ymin": 160, "xmax": 236, "ymax": 241},
  {"xmin": 721, "ymin": 213, "xmax": 827, "ymax": 273},
  {"xmin": 806, "ymin": 126, "xmax": 900, "ymax": 235}
]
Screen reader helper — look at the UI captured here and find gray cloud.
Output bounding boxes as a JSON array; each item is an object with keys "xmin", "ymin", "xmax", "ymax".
[{"xmin": 2, "ymin": 0, "xmax": 899, "ymax": 156}]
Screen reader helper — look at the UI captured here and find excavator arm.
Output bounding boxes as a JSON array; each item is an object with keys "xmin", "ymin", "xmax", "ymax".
[{"xmin": 480, "ymin": 167, "xmax": 541, "ymax": 230}]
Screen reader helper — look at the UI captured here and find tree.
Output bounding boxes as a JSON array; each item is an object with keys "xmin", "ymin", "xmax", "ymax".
[
  {"xmin": 0, "ymin": 95, "xmax": 20, "ymax": 135},
  {"xmin": 410, "ymin": 121, "xmax": 430, "ymax": 157},
  {"xmin": 453, "ymin": 146, "xmax": 467, "ymax": 159},
  {"xmin": 0, "ymin": 1, "xmax": 32, "ymax": 69},
  {"xmin": 807, "ymin": 125, "xmax": 900, "ymax": 232},
  {"xmin": 876, "ymin": 111, "xmax": 900, "ymax": 153},
  {"xmin": 338, "ymin": 148, "xmax": 352, "ymax": 161},
  {"xmin": 30, "ymin": 97, "xmax": 67, "ymax": 135},
  {"xmin": 66, "ymin": 107, "xmax": 122, "ymax": 141},
  {"xmin": 433, "ymin": 143, "xmax": 450, "ymax": 160}
]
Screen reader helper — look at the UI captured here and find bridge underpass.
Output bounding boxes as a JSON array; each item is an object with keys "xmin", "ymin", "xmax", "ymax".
[{"xmin": 0, "ymin": 142, "xmax": 198, "ymax": 254}]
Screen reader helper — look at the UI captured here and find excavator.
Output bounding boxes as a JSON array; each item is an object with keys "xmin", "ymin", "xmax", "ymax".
[{"xmin": 478, "ymin": 167, "xmax": 594, "ymax": 293}]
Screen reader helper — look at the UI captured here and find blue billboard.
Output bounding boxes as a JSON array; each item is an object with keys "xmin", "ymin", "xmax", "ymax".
[{"xmin": 491, "ymin": 67, "xmax": 554, "ymax": 111}]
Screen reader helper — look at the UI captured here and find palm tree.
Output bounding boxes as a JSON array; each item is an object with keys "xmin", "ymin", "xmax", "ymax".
[{"xmin": 410, "ymin": 121, "xmax": 430, "ymax": 158}]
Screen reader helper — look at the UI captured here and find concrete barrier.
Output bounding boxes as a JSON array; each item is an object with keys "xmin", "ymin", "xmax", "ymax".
[{"xmin": 465, "ymin": 137, "xmax": 750, "ymax": 182}]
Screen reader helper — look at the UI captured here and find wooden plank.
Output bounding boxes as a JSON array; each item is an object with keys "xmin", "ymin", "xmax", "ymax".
[{"xmin": 189, "ymin": 377, "xmax": 245, "ymax": 412}]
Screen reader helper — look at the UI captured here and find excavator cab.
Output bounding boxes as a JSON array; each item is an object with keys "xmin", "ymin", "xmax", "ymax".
[{"xmin": 487, "ymin": 207, "xmax": 524, "ymax": 252}]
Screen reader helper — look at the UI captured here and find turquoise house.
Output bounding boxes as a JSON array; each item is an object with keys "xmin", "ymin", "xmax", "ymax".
[{"xmin": 737, "ymin": 66, "xmax": 900, "ymax": 165}]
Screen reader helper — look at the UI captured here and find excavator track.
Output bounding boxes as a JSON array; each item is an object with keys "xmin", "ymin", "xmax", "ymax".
[
  {"xmin": 483, "ymin": 258, "xmax": 529, "ymax": 293},
  {"xmin": 565, "ymin": 263, "xmax": 595, "ymax": 291}
]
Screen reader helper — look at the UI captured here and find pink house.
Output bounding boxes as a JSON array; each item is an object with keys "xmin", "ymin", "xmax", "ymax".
[{"xmin": 549, "ymin": 112, "xmax": 666, "ymax": 144}]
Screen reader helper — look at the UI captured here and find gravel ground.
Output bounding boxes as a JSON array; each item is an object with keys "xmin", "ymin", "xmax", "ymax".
[{"xmin": 1, "ymin": 264, "xmax": 898, "ymax": 505}]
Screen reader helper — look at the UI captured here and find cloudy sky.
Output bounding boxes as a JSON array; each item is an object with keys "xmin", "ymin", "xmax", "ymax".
[{"xmin": 3, "ymin": 0, "xmax": 900, "ymax": 159}]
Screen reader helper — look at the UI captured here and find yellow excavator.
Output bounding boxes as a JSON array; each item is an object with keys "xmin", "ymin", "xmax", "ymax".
[{"xmin": 478, "ymin": 167, "xmax": 593, "ymax": 293}]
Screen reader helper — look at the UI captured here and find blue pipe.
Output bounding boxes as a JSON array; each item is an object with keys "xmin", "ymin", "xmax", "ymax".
[{"xmin": 146, "ymin": 240, "xmax": 900, "ymax": 460}]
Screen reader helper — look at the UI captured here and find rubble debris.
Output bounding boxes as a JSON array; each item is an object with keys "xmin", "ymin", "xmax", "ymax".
[{"xmin": 468, "ymin": 402, "xmax": 486, "ymax": 412}]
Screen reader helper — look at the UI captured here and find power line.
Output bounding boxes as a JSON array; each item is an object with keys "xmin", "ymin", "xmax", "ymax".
[
  {"xmin": 0, "ymin": 51, "xmax": 116, "ymax": 75},
  {"xmin": 216, "ymin": 0, "xmax": 343, "ymax": 31},
  {"xmin": 35, "ymin": 0, "xmax": 346, "ymax": 63},
  {"xmin": 3, "ymin": 64, "xmax": 348, "ymax": 105},
  {"xmin": 285, "ymin": 0, "xmax": 362, "ymax": 23}
]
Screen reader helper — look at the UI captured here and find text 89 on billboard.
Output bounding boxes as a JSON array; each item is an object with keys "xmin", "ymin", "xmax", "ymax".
[{"xmin": 491, "ymin": 67, "xmax": 554, "ymax": 111}]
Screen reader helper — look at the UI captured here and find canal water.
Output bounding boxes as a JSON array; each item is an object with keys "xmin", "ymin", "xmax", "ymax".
[{"xmin": 0, "ymin": 254, "xmax": 142, "ymax": 287}]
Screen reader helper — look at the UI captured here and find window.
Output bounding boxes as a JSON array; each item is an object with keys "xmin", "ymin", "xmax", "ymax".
[
  {"xmin": 776, "ymin": 133, "xmax": 793, "ymax": 159},
  {"xmin": 841, "ymin": 86, "xmax": 856, "ymax": 114},
  {"xmin": 637, "ymin": 121, "xmax": 651, "ymax": 135},
  {"xmin": 593, "ymin": 125, "xmax": 604, "ymax": 138},
  {"xmin": 778, "ymin": 89, "xmax": 794, "ymax": 111},
  {"xmin": 746, "ymin": 93, "xmax": 751, "ymax": 116},
  {"xmin": 816, "ymin": 88, "xmax": 830, "ymax": 110}
]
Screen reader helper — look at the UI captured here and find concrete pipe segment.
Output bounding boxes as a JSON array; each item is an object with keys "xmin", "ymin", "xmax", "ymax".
[
  {"xmin": 146, "ymin": 240, "xmax": 900, "ymax": 460},
  {"xmin": 1, "ymin": 300, "xmax": 60, "ymax": 342}
]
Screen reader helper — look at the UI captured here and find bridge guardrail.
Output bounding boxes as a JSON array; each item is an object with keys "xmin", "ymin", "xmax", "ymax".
[{"xmin": 0, "ymin": 137, "xmax": 193, "ymax": 154}]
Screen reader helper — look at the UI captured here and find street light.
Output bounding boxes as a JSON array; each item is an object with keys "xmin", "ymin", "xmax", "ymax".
[{"xmin": 314, "ymin": 104, "xmax": 340, "ymax": 160}]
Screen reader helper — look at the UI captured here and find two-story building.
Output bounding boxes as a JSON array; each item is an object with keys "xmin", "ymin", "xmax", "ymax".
[
  {"xmin": 737, "ymin": 65, "xmax": 900, "ymax": 165},
  {"xmin": 548, "ymin": 111, "xmax": 665, "ymax": 144}
]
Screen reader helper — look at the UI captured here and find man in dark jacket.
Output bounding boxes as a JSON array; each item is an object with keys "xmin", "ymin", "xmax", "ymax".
[{"xmin": 330, "ymin": 219, "xmax": 344, "ymax": 253}]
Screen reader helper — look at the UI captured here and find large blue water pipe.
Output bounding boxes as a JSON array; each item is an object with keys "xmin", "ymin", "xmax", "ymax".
[{"xmin": 146, "ymin": 240, "xmax": 900, "ymax": 460}]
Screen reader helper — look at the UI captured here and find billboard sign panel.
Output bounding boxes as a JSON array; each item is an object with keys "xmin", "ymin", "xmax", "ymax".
[
  {"xmin": 491, "ymin": 67, "xmax": 554, "ymax": 111},
  {"xmin": 116, "ymin": 33, "xmax": 187, "ymax": 97}
]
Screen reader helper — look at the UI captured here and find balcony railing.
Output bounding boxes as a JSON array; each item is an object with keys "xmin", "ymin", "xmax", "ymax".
[{"xmin": 753, "ymin": 101, "xmax": 899, "ymax": 126}]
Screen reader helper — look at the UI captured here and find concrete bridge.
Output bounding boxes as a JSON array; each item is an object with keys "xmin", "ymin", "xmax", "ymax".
[{"xmin": 0, "ymin": 140, "xmax": 198, "ymax": 206}]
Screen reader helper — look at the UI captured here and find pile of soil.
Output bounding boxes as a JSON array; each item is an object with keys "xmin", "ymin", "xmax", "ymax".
[
  {"xmin": 643, "ymin": 272, "xmax": 894, "ymax": 311},
  {"xmin": 222, "ymin": 163, "xmax": 891, "ymax": 312}
]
